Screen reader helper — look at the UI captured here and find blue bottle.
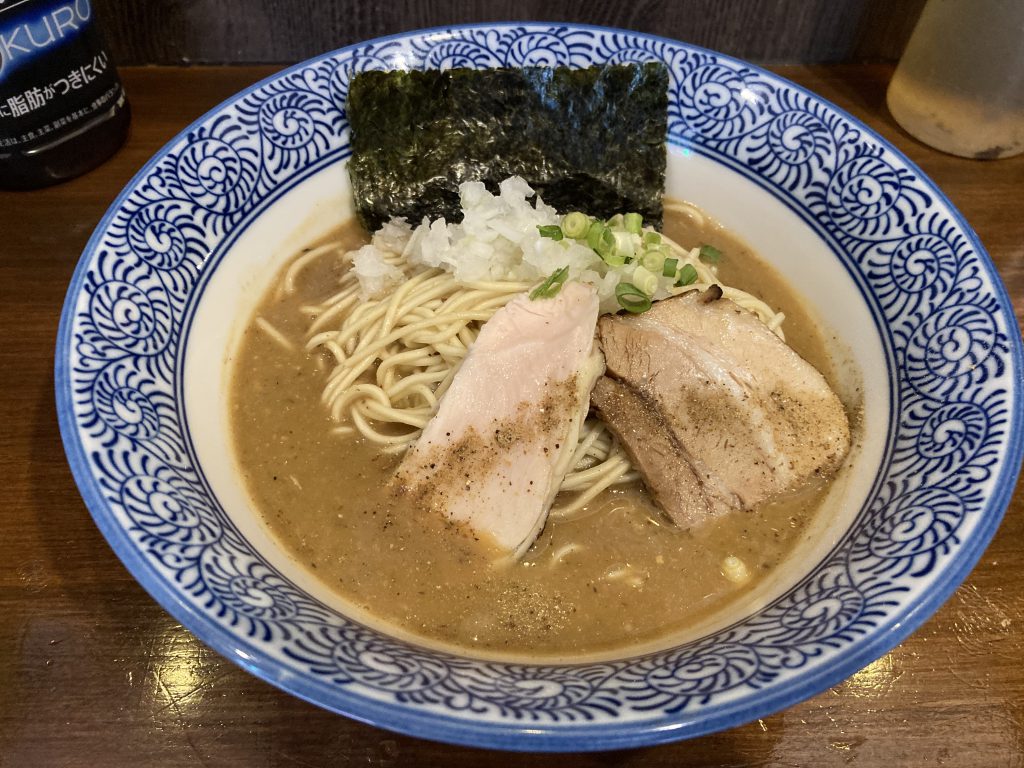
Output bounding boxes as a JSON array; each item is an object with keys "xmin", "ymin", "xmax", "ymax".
[{"xmin": 0, "ymin": 0, "xmax": 130, "ymax": 189}]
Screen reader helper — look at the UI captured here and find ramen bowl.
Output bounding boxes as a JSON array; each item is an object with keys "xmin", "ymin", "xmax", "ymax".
[{"xmin": 55, "ymin": 23, "xmax": 1023, "ymax": 751}]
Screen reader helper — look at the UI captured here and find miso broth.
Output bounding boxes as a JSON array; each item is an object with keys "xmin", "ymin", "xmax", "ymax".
[{"xmin": 229, "ymin": 204, "xmax": 845, "ymax": 660}]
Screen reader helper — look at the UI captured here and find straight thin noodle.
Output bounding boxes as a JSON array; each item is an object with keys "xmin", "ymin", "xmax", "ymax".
[
  {"xmin": 253, "ymin": 316, "xmax": 294, "ymax": 352},
  {"xmin": 297, "ymin": 220, "xmax": 787, "ymax": 506},
  {"xmin": 281, "ymin": 242, "xmax": 341, "ymax": 298}
]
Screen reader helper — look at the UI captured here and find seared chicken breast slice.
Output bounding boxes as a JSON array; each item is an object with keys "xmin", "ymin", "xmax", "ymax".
[{"xmin": 394, "ymin": 281, "xmax": 603, "ymax": 559}]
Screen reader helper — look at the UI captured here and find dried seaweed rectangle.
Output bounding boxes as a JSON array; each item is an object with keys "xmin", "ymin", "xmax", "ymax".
[{"xmin": 347, "ymin": 63, "xmax": 669, "ymax": 231}]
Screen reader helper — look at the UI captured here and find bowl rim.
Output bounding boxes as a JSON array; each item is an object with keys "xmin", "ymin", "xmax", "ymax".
[{"xmin": 54, "ymin": 21, "xmax": 1024, "ymax": 752}]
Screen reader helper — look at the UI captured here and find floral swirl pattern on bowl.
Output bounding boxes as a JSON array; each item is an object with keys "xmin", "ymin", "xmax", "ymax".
[{"xmin": 56, "ymin": 24, "xmax": 1023, "ymax": 752}]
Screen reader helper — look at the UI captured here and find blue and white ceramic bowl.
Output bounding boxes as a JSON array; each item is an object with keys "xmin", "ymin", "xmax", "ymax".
[{"xmin": 56, "ymin": 23, "xmax": 1023, "ymax": 751}]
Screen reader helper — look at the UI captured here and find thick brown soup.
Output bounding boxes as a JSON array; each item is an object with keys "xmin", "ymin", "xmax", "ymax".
[{"xmin": 229, "ymin": 204, "xmax": 843, "ymax": 660}]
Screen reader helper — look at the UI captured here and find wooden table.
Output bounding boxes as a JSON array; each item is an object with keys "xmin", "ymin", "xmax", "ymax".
[{"xmin": 2, "ymin": 65, "xmax": 1022, "ymax": 767}]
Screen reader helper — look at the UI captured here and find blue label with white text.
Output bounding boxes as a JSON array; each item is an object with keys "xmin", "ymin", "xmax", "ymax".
[
  {"xmin": 0, "ymin": 0, "xmax": 124, "ymax": 150},
  {"xmin": 0, "ymin": 0, "xmax": 91, "ymax": 82}
]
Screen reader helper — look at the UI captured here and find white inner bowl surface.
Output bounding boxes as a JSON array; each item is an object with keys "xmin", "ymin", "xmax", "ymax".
[{"xmin": 186, "ymin": 147, "xmax": 889, "ymax": 660}]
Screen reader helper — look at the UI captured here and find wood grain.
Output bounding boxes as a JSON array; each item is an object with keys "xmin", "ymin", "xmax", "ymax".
[
  {"xmin": 1, "ymin": 64, "xmax": 1022, "ymax": 767},
  {"xmin": 92, "ymin": 0, "xmax": 927, "ymax": 65}
]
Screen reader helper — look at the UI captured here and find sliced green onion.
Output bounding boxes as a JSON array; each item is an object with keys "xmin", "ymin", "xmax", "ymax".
[
  {"xmin": 586, "ymin": 220, "xmax": 606, "ymax": 251},
  {"xmin": 640, "ymin": 249, "xmax": 663, "ymax": 272},
  {"xmin": 530, "ymin": 265, "xmax": 570, "ymax": 300},
  {"xmin": 615, "ymin": 281, "xmax": 653, "ymax": 314},
  {"xmin": 623, "ymin": 212, "xmax": 643, "ymax": 234},
  {"xmin": 662, "ymin": 257, "xmax": 679, "ymax": 277},
  {"xmin": 599, "ymin": 229, "xmax": 629, "ymax": 267},
  {"xmin": 676, "ymin": 263, "xmax": 698, "ymax": 286},
  {"xmin": 537, "ymin": 224, "xmax": 564, "ymax": 241},
  {"xmin": 605, "ymin": 213, "xmax": 625, "ymax": 229},
  {"xmin": 632, "ymin": 265, "xmax": 659, "ymax": 296},
  {"xmin": 612, "ymin": 230, "xmax": 635, "ymax": 258},
  {"xmin": 699, "ymin": 243, "xmax": 722, "ymax": 263},
  {"xmin": 561, "ymin": 212, "xmax": 590, "ymax": 239},
  {"xmin": 643, "ymin": 231, "xmax": 662, "ymax": 246}
]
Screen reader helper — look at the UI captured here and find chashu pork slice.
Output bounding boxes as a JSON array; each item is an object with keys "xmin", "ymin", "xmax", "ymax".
[
  {"xmin": 393, "ymin": 281, "xmax": 604, "ymax": 559},
  {"xmin": 592, "ymin": 285, "xmax": 850, "ymax": 527}
]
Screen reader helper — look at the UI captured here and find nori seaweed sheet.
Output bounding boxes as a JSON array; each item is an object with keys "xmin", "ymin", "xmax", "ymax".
[{"xmin": 346, "ymin": 63, "xmax": 668, "ymax": 231}]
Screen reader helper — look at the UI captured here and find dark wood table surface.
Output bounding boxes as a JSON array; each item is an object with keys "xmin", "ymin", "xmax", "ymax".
[{"xmin": 2, "ymin": 65, "xmax": 1022, "ymax": 767}]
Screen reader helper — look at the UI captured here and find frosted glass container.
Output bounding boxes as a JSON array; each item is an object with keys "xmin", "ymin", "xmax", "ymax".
[{"xmin": 887, "ymin": 0, "xmax": 1024, "ymax": 159}]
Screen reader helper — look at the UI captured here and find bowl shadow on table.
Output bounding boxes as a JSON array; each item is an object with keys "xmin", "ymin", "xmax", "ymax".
[{"xmin": 24, "ymin": 378, "xmax": 794, "ymax": 764}]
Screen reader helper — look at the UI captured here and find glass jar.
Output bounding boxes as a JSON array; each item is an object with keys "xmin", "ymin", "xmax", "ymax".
[{"xmin": 886, "ymin": 0, "xmax": 1024, "ymax": 159}]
